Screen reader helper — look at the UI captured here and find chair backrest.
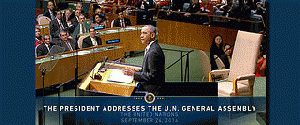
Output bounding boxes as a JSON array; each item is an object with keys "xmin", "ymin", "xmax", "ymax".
[
  {"xmin": 77, "ymin": 35, "xmax": 89, "ymax": 49},
  {"xmin": 198, "ymin": 50, "xmax": 211, "ymax": 79},
  {"xmin": 38, "ymin": 16, "xmax": 51, "ymax": 25},
  {"xmin": 228, "ymin": 30, "xmax": 262, "ymax": 81}
]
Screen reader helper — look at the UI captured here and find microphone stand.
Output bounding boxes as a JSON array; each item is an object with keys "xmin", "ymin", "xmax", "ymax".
[
  {"xmin": 41, "ymin": 68, "xmax": 46, "ymax": 125},
  {"xmin": 75, "ymin": 46, "xmax": 79, "ymax": 97}
]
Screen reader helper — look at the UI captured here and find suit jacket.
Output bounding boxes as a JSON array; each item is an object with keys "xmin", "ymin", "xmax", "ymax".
[
  {"xmin": 43, "ymin": 9, "xmax": 56, "ymax": 20},
  {"xmin": 113, "ymin": 18, "xmax": 131, "ymax": 28},
  {"xmin": 82, "ymin": 36, "xmax": 102, "ymax": 48},
  {"xmin": 56, "ymin": 39, "xmax": 78, "ymax": 52},
  {"xmin": 72, "ymin": 21, "xmax": 90, "ymax": 39},
  {"xmin": 69, "ymin": 17, "xmax": 79, "ymax": 34},
  {"xmin": 36, "ymin": 43, "xmax": 52, "ymax": 57},
  {"xmin": 50, "ymin": 19, "xmax": 68, "ymax": 38},
  {"xmin": 134, "ymin": 41, "xmax": 165, "ymax": 93},
  {"xmin": 187, "ymin": 3, "xmax": 200, "ymax": 13},
  {"xmin": 62, "ymin": 13, "xmax": 75, "ymax": 25}
]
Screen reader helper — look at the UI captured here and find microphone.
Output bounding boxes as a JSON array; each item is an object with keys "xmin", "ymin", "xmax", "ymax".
[
  {"xmin": 112, "ymin": 56, "xmax": 125, "ymax": 64},
  {"xmin": 98, "ymin": 56, "xmax": 108, "ymax": 72}
]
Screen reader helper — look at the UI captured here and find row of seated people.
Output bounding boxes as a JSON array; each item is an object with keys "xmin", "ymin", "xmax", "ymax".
[
  {"xmin": 209, "ymin": 34, "xmax": 266, "ymax": 77},
  {"xmin": 36, "ymin": 2, "xmax": 132, "ymax": 48},
  {"xmin": 158, "ymin": 0, "xmax": 266, "ymax": 24},
  {"xmin": 35, "ymin": 27, "xmax": 102, "ymax": 58}
]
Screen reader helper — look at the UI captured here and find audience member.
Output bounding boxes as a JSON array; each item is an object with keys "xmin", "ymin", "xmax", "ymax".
[
  {"xmin": 35, "ymin": 27, "xmax": 43, "ymax": 47},
  {"xmin": 184, "ymin": 0, "xmax": 200, "ymax": 17},
  {"xmin": 255, "ymin": 45, "xmax": 266, "ymax": 76},
  {"xmin": 76, "ymin": 2, "xmax": 88, "ymax": 18},
  {"xmin": 255, "ymin": 2, "xmax": 266, "ymax": 15},
  {"xmin": 229, "ymin": 0, "xmax": 251, "ymax": 20},
  {"xmin": 187, "ymin": 0, "xmax": 200, "ymax": 13},
  {"xmin": 210, "ymin": 34, "xmax": 224, "ymax": 70},
  {"xmin": 50, "ymin": 11, "xmax": 68, "ymax": 39},
  {"xmin": 82, "ymin": 27, "xmax": 102, "ymax": 48},
  {"xmin": 112, "ymin": 12, "xmax": 132, "ymax": 28},
  {"xmin": 200, "ymin": 0, "xmax": 214, "ymax": 14},
  {"xmin": 36, "ymin": 34, "xmax": 52, "ymax": 57},
  {"xmin": 56, "ymin": 30, "xmax": 78, "ymax": 52},
  {"xmin": 90, "ymin": 14, "xmax": 107, "ymax": 28},
  {"xmin": 43, "ymin": 1, "xmax": 56, "ymax": 20},
  {"xmin": 62, "ymin": 8, "xmax": 75, "ymax": 24},
  {"xmin": 72, "ymin": 14, "xmax": 90, "ymax": 39},
  {"xmin": 70, "ymin": 9, "xmax": 82, "ymax": 34},
  {"xmin": 95, "ymin": 7, "xmax": 104, "ymax": 16},
  {"xmin": 219, "ymin": 0, "xmax": 233, "ymax": 16}
]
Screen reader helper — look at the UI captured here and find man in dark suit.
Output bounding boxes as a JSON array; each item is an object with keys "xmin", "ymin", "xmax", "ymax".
[
  {"xmin": 43, "ymin": 1, "xmax": 56, "ymax": 20},
  {"xmin": 76, "ymin": 2, "xmax": 88, "ymax": 18},
  {"xmin": 112, "ymin": 12, "xmax": 132, "ymax": 28},
  {"xmin": 69, "ymin": 9, "xmax": 81, "ymax": 35},
  {"xmin": 82, "ymin": 27, "xmax": 102, "ymax": 48},
  {"xmin": 72, "ymin": 14, "xmax": 90, "ymax": 39},
  {"xmin": 124, "ymin": 25, "xmax": 165, "ymax": 95},
  {"xmin": 36, "ymin": 34, "xmax": 52, "ymax": 57},
  {"xmin": 55, "ymin": 30, "xmax": 78, "ymax": 52},
  {"xmin": 50, "ymin": 11, "xmax": 68, "ymax": 39}
]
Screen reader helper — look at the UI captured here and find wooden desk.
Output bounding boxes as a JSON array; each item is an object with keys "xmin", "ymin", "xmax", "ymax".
[
  {"xmin": 92, "ymin": 26, "xmax": 146, "ymax": 52},
  {"xmin": 157, "ymin": 19, "xmax": 238, "ymax": 52},
  {"xmin": 35, "ymin": 45, "xmax": 124, "ymax": 89},
  {"xmin": 78, "ymin": 62, "xmax": 141, "ymax": 97}
]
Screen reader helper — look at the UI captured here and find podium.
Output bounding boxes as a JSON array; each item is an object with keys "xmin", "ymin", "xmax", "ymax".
[{"xmin": 78, "ymin": 62, "xmax": 141, "ymax": 97}]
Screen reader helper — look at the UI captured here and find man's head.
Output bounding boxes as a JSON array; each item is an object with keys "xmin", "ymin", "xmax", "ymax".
[
  {"xmin": 56, "ymin": 11, "xmax": 62, "ymax": 20},
  {"xmin": 140, "ymin": 25, "xmax": 156, "ymax": 45},
  {"xmin": 78, "ymin": 14, "xmax": 86, "ymax": 23},
  {"xmin": 89, "ymin": 27, "xmax": 96, "ymax": 38},
  {"xmin": 118, "ymin": 12, "xmax": 124, "ymax": 20},
  {"xmin": 60, "ymin": 30, "xmax": 69, "ymax": 41},
  {"xmin": 75, "ymin": 9, "xmax": 81, "ymax": 17},
  {"xmin": 76, "ymin": 3, "xmax": 83, "ymax": 11},
  {"xmin": 95, "ymin": 8, "xmax": 103, "ymax": 15},
  {"xmin": 224, "ymin": 44, "xmax": 233, "ymax": 56},
  {"xmin": 202, "ymin": 0, "xmax": 209, "ymax": 4},
  {"xmin": 65, "ymin": 9, "xmax": 72, "ymax": 17},
  {"xmin": 192, "ymin": 0, "xmax": 199, "ymax": 4},
  {"xmin": 47, "ymin": 1, "xmax": 54, "ymax": 11},
  {"xmin": 35, "ymin": 27, "xmax": 41, "ymax": 38},
  {"xmin": 43, "ymin": 34, "xmax": 51, "ymax": 45}
]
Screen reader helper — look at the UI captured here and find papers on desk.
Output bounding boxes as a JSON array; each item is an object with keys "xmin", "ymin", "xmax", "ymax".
[{"xmin": 107, "ymin": 69, "xmax": 133, "ymax": 83}]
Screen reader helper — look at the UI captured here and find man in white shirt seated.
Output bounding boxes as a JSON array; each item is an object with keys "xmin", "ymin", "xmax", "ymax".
[{"xmin": 72, "ymin": 14, "xmax": 90, "ymax": 39}]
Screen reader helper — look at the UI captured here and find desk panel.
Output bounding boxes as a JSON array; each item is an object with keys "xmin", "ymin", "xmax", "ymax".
[
  {"xmin": 158, "ymin": 19, "xmax": 238, "ymax": 52},
  {"xmin": 35, "ymin": 46, "xmax": 124, "ymax": 89}
]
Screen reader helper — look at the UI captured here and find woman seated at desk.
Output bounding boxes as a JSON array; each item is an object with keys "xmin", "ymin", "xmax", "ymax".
[
  {"xmin": 210, "ymin": 34, "xmax": 224, "ymax": 70},
  {"xmin": 90, "ymin": 14, "xmax": 107, "ymax": 29}
]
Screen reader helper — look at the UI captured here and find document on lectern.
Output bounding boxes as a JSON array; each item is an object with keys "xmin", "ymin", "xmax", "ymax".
[{"xmin": 107, "ymin": 69, "xmax": 133, "ymax": 83}]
